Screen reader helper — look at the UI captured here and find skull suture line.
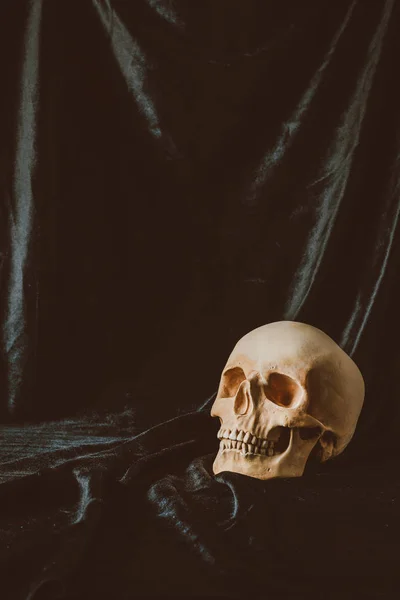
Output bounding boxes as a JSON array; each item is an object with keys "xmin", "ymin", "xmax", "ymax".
[{"xmin": 211, "ymin": 322, "xmax": 365, "ymax": 480}]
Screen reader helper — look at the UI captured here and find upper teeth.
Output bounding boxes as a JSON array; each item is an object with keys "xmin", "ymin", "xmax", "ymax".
[{"xmin": 217, "ymin": 428, "xmax": 277, "ymax": 456}]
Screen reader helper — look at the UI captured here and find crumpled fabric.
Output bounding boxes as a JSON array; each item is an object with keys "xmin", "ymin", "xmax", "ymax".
[{"xmin": 0, "ymin": 398, "xmax": 399, "ymax": 599}]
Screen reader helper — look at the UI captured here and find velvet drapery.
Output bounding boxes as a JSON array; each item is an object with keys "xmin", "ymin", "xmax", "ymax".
[{"xmin": 1, "ymin": 1, "xmax": 400, "ymax": 598}]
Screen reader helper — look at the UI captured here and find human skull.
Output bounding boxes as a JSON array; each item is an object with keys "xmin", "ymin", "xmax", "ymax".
[{"xmin": 211, "ymin": 321, "xmax": 364, "ymax": 480}]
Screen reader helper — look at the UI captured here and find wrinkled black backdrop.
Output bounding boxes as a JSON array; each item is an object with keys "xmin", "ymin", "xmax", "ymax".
[{"xmin": 1, "ymin": 1, "xmax": 400, "ymax": 599}]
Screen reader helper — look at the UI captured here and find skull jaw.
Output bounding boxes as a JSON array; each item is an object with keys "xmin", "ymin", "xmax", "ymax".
[{"xmin": 212, "ymin": 447, "xmax": 310, "ymax": 480}]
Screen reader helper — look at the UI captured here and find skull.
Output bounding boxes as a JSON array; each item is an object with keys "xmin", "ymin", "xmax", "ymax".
[{"xmin": 211, "ymin": 321, "xmax": 364, "ymax": 480}]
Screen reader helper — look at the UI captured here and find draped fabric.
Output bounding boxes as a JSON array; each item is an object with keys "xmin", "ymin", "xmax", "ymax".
[
  {"xmin": 1, "ymin": 402, "xmax": 400, "ymax": 599},
  {"xmin": 1, "ymin": 1, "xmax": 400, "ymax": 598}
]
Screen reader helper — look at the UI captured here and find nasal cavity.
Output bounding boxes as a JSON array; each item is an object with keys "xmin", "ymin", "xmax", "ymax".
[
  {"xmin": 234, "ymin": 380, "xmax": 251, "ymax": 415},
  {"xmin": 265, "ymin": 372, "xmax": 301, "ymax": 408}
]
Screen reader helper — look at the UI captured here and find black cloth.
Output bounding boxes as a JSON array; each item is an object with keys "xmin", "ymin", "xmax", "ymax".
[
  {"xmin": 1, "ymin": 1, "xmax": 400, "ymax": 598},
  {"xmin": 1, "ymin": 400, "xmax": 399, "ymax": 599}
]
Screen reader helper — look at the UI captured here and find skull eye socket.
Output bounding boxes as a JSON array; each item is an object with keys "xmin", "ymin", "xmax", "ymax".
[
  {"xmin": 264, "ymin": 372, "xmax": 301, "ymax": 407},
  {"xmin": 219, "ymin": 367, "xmax": 246, "ymax": 397}
]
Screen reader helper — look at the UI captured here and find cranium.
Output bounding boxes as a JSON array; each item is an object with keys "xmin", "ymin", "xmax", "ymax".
[{"xmin": 211, "ymin": 321, "xmax": 364, "ymax": 480}]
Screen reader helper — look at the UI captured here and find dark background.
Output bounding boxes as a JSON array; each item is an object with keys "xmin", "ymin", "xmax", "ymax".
[{"xmin": 1, "ymin": 1, "xmax": 400, "ymax": 598}]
